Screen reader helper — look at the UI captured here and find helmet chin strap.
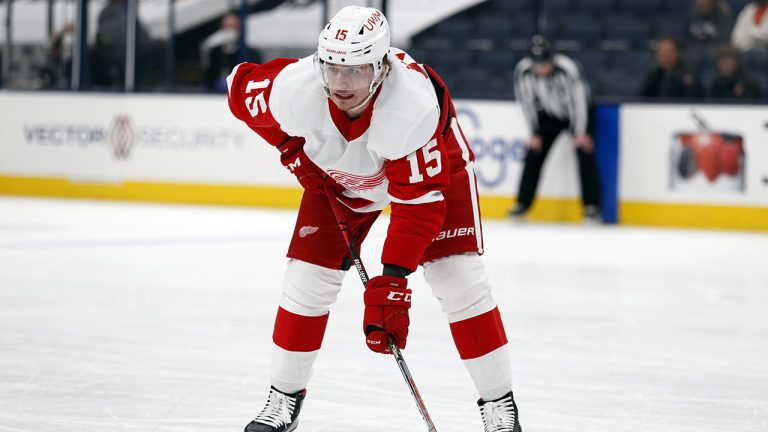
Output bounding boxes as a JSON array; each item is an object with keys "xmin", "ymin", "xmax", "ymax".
[
  {"xmin": 346, "ymin": 88, "xmax": 377, "ymax": 113},
  {"xmin": 338, "ymin": 63, "xmax": 390, "ymax": 114}
]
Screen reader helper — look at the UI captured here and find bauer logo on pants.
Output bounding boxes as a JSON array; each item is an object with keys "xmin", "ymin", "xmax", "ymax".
[{"xmin": 433, "ymin": 227, "xmax": 475, "ymax": 242}]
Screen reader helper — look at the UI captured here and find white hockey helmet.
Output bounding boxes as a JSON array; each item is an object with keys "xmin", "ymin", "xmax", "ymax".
[{"xmin": 315, "ymin": 6, "xmax": 391, "ymax": 94}]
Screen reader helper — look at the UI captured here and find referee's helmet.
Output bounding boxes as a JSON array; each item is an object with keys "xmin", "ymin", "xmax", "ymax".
[{"xmin": 529, "ymin": 35, "xmax": 554, "ymax": 64}]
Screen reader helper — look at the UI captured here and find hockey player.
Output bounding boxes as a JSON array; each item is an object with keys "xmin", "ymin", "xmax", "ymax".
[{"xmin": 227, "ymin": 6, "xmax": 522, "ymax": 432}]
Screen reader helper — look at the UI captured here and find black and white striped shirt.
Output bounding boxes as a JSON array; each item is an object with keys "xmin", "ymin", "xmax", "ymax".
[{"xmin": 513, "ymin": 54, "xmax": 591, "ymax": 135}]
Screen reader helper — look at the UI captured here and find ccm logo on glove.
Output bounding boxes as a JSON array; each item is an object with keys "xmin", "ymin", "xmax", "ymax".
[
  {"xmin": 277, "ymin": 137, "xmax": 327, "ymax": 191},
  {"xmin": 285, "ymin": 156, "xmax": 302, "ymax": 173},
  {"xmin": 363, "ymin": 276, "xmax": 412, "ymax": 354},
  {"xmin": 386, "ymin": 291, "xmax": 411, "ymax": 302}
]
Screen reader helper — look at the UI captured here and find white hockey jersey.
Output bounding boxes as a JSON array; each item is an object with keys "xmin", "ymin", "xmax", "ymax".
[
  {"xmin": 226, "ymin": 48, "xmax": 479, "ymax": 270},
  {"xmin": 227, "ymin": 48, "xmax": 448, "ymax": 213}
]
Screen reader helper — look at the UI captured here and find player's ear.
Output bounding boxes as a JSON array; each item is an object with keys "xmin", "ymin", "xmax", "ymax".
[{"xmin": 380, "ymin": 56, "xmax": 391, "ymax": 74}]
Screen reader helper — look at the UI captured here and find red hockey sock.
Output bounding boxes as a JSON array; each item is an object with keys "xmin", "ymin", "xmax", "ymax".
[
  {"xmin": 272, "ymin": 307, "xmax": 329, "ymax": 352},
  {"xmin": 449, "ymin": 307, "xmax": 508, "ymax": 360}
]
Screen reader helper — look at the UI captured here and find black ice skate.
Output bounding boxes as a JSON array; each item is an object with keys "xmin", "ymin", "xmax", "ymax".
[
  {"xmin": 507, "ymin": 204, "xmax": 528, "ymax": 223},
  {"xmin": 583, "ymin": 205, "xmax": 603, "ymax": 225},
  {"xmin": 244, "ymin": 386, "xmax": 306, "ymax": 432},
  {"xmin": 477, "ymin": 391, "xmax": 522, "ymax": 432}
]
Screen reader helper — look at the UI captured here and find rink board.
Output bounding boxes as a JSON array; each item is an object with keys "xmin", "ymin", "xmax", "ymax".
[
  {"xmin": 1, "ymin": 92, "xmax": 766, "ymax": 229},
  {"xmin": 620, "ymin": 104, "xmax": 768, "ymax": 231},
  {"xmin": 0, "ymin": 92, "xmax": 587, "ymax": 221}
]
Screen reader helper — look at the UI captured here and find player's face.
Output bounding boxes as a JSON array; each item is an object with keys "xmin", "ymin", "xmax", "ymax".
[{"xmin": 323, "ymin": 63, "xmax": 375, "ymax": 111}]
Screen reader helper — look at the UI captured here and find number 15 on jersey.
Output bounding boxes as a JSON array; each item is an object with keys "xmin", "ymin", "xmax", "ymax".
[
  {"xmin": 407, "ymin": 139, "xmax": 442, "ymax": 183},
  {"xmin": 245, "ymin": 79, "xmax": 271, "ymax": 117}
]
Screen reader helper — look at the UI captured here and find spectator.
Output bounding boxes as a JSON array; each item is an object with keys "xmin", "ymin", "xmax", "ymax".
[
  {"xmin": 40, "ymin": 22, "xmax": 74, "ymax": 89},
  {"xmin": 201, "ymin": 12, "xmax": 261, "ymax": 93},
  {"xmin": 731, "ymin": 0, "xmax": 768, "ymax": 51},
  {"xmin": 710, "ymin": 44, "xmax": 762, "ymax": 98},
  {"xmin": 686, "ymin": 0, "xmax": 732, "ymax": 49},
  {"xmin": 640, "ymin": 37, "xmax": 704, "ymax": 98},
  {"xmin": 92, "ymin": 0, "xmax": 152, "ymax": 89},
  {"xmin": 511, "ymin": 36, "xmax": 601, "ymax": 223}
]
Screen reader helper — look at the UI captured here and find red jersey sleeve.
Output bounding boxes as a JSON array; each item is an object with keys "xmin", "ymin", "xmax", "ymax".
[
  {"xmin": 381, "ymin": 133, "xmax": 451, "ymax": 271},
  {"xmin": 226, "ymin": 58, "xmax": 298, "ymax": 146}
]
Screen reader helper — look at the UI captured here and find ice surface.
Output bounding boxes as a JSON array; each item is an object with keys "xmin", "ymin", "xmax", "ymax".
[{"xmin": 0, "ymin": 197, "xmax": 766, "ymax": 432}]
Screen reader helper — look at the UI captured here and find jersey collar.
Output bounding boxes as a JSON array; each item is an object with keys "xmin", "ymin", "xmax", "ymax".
[{"xmin": 327, "ymin": 86, "xmax": 382, "ymax": 142}]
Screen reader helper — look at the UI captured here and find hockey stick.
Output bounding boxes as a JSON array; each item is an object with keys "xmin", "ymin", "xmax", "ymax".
[{"xmin": 322, "ymin": 182, "xmax": 438, "ymax": 432}]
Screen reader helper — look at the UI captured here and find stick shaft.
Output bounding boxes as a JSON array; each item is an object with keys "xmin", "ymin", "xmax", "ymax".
[
  {"xmin": 388, "ymin": 335, "xmax": 438, "ymax": 432},
  {"xmin": 322, "ymin": 184, "xmax": 437, "ymax": 432}
]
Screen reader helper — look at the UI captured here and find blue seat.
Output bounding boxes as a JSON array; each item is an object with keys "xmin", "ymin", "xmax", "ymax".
[
  {"xmin": 543, "ymin": 0, "xmax": 573, "ymax": 17},
  {"xmin": 411, "ymin": 28, "xmax": 433, "ymax": 43},
  {"xmin": 458, "ymin": 77, "xmax": 510, "ymax": 99},
  {"xmin": 457, "ymin": 67, "xmax": 495, "ymax": 82},
  {"xmin": 597, "ymin": 69, "xmax": 640, "ymax": 97},
  {"xmin": 743, "ymin": 50, "xmax": 768, "ymax": 72},
  {"xmin": 682, "ymin": 46, "xmax": 716, "ymax": 70},
  {"xmin": 474, "ymin": 17, "xmax": 513, "ymax": 43},
  {"xmin": 461, "ymin": 65, "xmax": 514, "ymax": 85},
  {"xmin": 663, "ymin": 0, "xmax": 692, "ymax": 13},
  {"xmin": 588, "ymin": 76, "xmax": 605, "ymax": 95},
  {"xmin": 605, "ymin": 20, "xmax": 651, "ymax": 47},
  {"xmin": 570, "ymin": 50, "xmax": 609, "ymax": 72},
  {"xmin": 610, "ymin": 50, "xmax": 655, "ymax": 70},
  {"xmin": 574, "ymin": 0, "xmax": 615, "ymax": 13},
  {"xmin": 618, "ymin": 0, "xmax": 663, "ymax": 16},
  {"xmin": 426, "ymin": 50, "xmax": 472, "ymax": 79},
  {"xmin": 414, "ymin": 36, "xmax": 454, "ymax": 50},
  {"xmin": 432, "ymin": 19, "xmax": 474, "ymax": 40},
  {"xmin": 700, "ymin": 68, "xmax": 717, "ymax": 92},
  {"xmin": 509, "ymin": 19, "xmax": 535, "ymax": 40},
  {"xmin": 429, "ymin": 50, "xmax": 472, "ymax": 68},
  {"xmin": 476, "ymin": 50, "xmax": 521, "ymax": 71},
  {"xmin": 654, "ymin": 18, "xmax": 687, "ymax": 40},
  {"xmin": 727, "ymin": 0, "xmax": 753, "ymax": 13},
  {"xmin": 491, "ymin": 0, "xmax": 532, "ymax": 16},
  {"xmin": 556, "ymin": 16, "xmax": 603, "ymax": 48}
]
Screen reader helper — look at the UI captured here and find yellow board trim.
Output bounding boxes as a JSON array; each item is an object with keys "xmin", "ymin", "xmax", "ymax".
[
  {"xmin": 0, "ymin": 175, "xmax": 304, "ymax": 208},
  {"xmin": 9, "ymin": 176, "xmax": 766, "ymax": 230},
  {"xmin": 479, "ymin": 196, "xmax": 583, "ymax": 222},
  {"xmin": 0, "ymin": 174, "xmax": 586, "ymax": 222},
  {"xmin": 621, "ymin": 201, "xmax": 768, "ymax": 231}
]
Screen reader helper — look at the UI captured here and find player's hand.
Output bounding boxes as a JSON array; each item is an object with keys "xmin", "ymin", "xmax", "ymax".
[
  {"xmin": 277, "ymin": 137, "xmax": 327, "ymax": 191},
  {"xmin": 573, "ymin": 134, "xmax": 594, "ymax": 153},
  {"xmin": 526, "ymin": 135, "xmax": 542, "ymax": 153},
  {"xmin": 363, "ymin": 275, "xmax": 412, "ymax": 354}
]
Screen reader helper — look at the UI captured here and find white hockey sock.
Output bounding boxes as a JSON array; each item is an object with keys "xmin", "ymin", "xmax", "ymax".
[
  {"xmin": 270, "ymin": 344, "xmax": 319, "ymax": 394},
  {"xmin": 424, "ymin": 254, "xmax": 513, "ymax": 401},
  {"xmin": 463, "ymin": 345, "xmax": 512, "ymax": 401}
]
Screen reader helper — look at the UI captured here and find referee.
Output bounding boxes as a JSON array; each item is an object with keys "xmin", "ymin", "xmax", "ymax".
[{"xmin": 511, "ymin": 35, "xmax": 601, "ymax": 223}]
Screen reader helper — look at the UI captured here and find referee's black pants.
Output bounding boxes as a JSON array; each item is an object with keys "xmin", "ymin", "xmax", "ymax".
[{"xmin": 515, "ymin": 111, "xmax": 601, "ymax": 211}]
